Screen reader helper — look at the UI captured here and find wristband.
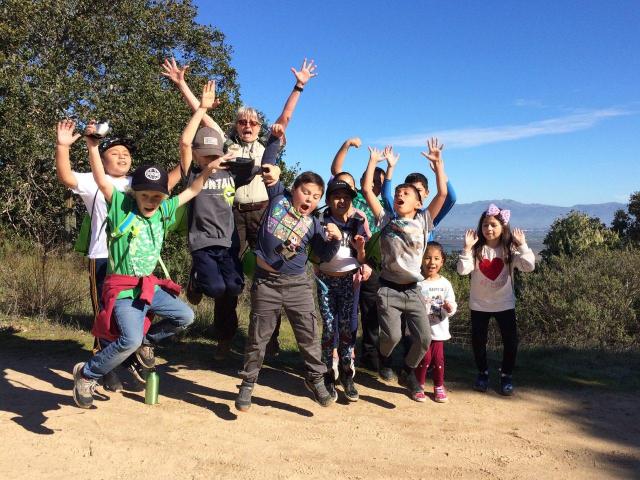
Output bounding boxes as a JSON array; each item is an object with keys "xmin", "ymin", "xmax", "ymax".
[{"xmin": 293, "ymin": 85, "xmax": 304, "ymax": 93}]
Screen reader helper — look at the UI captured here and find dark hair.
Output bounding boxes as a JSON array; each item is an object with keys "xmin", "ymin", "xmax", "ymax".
[
  {"xmin": 405, "ymin": 173, "xmax": 429, "ymax": 197},
  {"xmin": 293, "ymin": 171, "xmax": 325, "ymax": 194},
  {"xmin": 395, "ymin": 183, "xmax": 421, "ymax": 201},
  {"xmin": 335, "ymin": 171, "xmax": 356, "ymax": 188},
  {"xmin": 473, "ymin": 210, "xmax": 513, "ymax": 265},
  {"xmin": 359, "ymin": 167, "xmax": 385, "ymax": 187}
]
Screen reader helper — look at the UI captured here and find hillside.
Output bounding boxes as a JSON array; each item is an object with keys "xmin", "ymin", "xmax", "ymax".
[{"xmin": 437, "ymin": 199, "xmax": 624, "ymax": 229}]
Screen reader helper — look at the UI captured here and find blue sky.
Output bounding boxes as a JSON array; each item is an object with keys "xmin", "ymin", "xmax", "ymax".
[{"xmin": 194, "ymin": 0, "xmax": 639, "ymax": 206}]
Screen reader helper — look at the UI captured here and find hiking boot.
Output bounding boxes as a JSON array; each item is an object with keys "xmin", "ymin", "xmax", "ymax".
[
  {"xmin": 404, "ymin": 369, "xmax": 423, "ymax": 400},
  {"xmin": 186, "ymin": 274, "xmax": 202, "ymax": 305},
  {"xmin": 324, "ymin": 375, "xmax": 338, "ymax": 403},
  {"xmin": 378, "ymin": 367, "xmax": 397, "ymax": 383},
  {"xmin": 235, "ymin": 380, "xmax": 255, "ymax": 412},
  {"xmin": 135, "ymin": 344, "xmax": 155, "ymax": 369},
  {"xmin": 434, "ymin": 385, "xmax": 449, "ymax": 403},
  {"xmin": 304, "ymin": 378, "xmax": 333, "ymax": 407},
  {"xmin": 214, "ymin": 338, "xmax": 232, "ymax": 361},
  {"xmin": 127, "ymin": 357, "xmax": 149, "ymax": 384},
  {"xmin": 72, "ymin": 362, "xmax": 97, "ymax": 409},
  {"xmin": 100, "ymin": 369, "xmax": 123, "ymax": 392},
  {"xmin": 339, "ymin": 375, "xmax": 359, "ymax": 402},
  {"xmin": 500, "ymin": 375, "xmax": 514, "ymax": 396},
  {"xmin": 473, "ymin": 371, "xmax": 489, "ymax": 392}
]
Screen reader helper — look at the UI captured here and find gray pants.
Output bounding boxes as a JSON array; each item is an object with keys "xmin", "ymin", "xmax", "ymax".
[
  {"xmin": 377, "ymin": 283, "xmax": 431, "ymax": 368},
  {"xmin": 240, "ymin": 268, "xmax": 326, "ymax": 383}
]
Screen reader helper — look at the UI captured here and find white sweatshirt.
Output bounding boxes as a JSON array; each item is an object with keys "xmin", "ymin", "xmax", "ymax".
[
  {"xmin": 418, "ymin": 276, "xmax": 457, "ymax": 341},
  {"xmin": 457, "ymin": 244, "xmax": 535, "ymax": 312}
]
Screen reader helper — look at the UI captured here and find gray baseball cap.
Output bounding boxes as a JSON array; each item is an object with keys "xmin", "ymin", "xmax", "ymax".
[{"xmin": 193, "ymin": 127, "xmax": 224, "ymax": 156}]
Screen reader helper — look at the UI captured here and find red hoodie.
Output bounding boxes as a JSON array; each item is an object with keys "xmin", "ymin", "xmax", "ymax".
[{"xmin": 92, "ymin": 274, "xmax": 182, "ymax": 342}]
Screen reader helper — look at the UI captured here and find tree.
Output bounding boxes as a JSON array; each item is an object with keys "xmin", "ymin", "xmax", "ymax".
[
  {"xmin": 611, "ymin": 209, "xmax": 630, "ymax": 237},
  {"xmin": 541, "ymin": 210, "xmax": 620, "ymax": 259},
  {"xmin": 0, "ymin": 0, "xmax": 240, "ymax": 248}
]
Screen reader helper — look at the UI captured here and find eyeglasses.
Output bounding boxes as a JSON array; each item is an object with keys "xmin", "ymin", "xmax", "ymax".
[{"xmin": 237, "ymin": 119, "xmax": 261, "ymax": 127}]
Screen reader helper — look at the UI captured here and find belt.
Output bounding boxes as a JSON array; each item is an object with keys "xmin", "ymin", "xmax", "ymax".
[
  {"xmin": 234, "ymin": 200, "xmax": 269, "ymax": 212},
  {"xmin": 380, "ymin": 277, "xmax": 418, "ymax": 291}
]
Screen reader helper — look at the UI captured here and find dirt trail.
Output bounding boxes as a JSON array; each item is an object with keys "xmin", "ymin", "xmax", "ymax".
[{"xmin": 1, "ymin": 353, "xmax": 639, "ymax": 480}]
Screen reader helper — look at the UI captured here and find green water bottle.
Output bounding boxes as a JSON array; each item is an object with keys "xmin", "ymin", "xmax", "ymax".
[{"xmin": 144, "ymin": 369, "xmax": 159, "ymax": 405}]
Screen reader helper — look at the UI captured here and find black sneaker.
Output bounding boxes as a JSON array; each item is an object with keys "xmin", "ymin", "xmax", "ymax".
[
  {"xmin": 135, "ymin": 344, "xmax": 155, "ymax": 369},
  {"xmin": 304, "ymin": 378, "xmax": 333, "ymax": 407},
  {"xmin": 473, "ymin": 371, "xmax": 489, "ymax": 392},
  {"xmin": 500, "ymin": 374, "xmax": 515, "ymax": 396},
  {"xmin": 72, "ymin": 362, "xmax": 97, "ymax": 409},
  {"xmin": 340, "ymin": 375, "xmax": 359, "ymax": 402},
  {"xmin": 186, "ymin": 274, "xmax": 203, "ymax": 305},
  {"xmin": 100, "ymin": 369, "xmax": 123, "ymax": 392},
  {"xmin": 127, "ymin": 357, "xmax": 149, "ymax": 384},
  {"xmin": 378, "ymin": 367, "xmax": 397, "ymax": 383},
  {"xmin": 235, "ymin": 380, "xmax": 254, "ymax": 412}
]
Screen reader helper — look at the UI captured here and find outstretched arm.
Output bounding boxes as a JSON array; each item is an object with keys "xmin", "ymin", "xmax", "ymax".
[
  {"xmin": 55, "ymin": 120, "xmax": 82, "ymax": 189},
  {"xmin": 85, "ymin": 123, "xmax": 112, "ymax": 202},
  {"xmin": 381, "ymin": 145, "xmax": 399, "ymax": 211},
  {"xmin": 331, "ymin": 137, "xmax": 361, "ymax": 175},
  {"xmin": 161, "ymin": 57, "xmax": 220, "ymax": 131},
  {"xmin": 362, "ymin": 147, "xmax": 386, "ymax": 220},
  {"xmin": 423, "ymin": 137, "xmax": 448, "ymax": 220},
  {"xmin": 273, "ymin": 58, "xmax": 318, "ymax": 131}
]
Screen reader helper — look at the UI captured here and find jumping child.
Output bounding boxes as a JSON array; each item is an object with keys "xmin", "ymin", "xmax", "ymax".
[
  {"xmin": 413, "ymin": 241, "xmax": 457, "ymax": 403},
  {"xmin": 457, "ymin": 204, "xmax": 535, "ymax": 396}
]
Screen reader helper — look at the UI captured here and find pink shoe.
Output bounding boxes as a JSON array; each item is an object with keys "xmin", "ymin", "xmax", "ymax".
[
  {"xmin": 412, "ymin": 390, "xmax": 427, "ymax": 403},
  {"xmin": 434, "ymin": 385, "xmax": 448, "ymax": 403}
]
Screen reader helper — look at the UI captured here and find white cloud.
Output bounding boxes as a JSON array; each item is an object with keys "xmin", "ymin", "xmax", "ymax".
[{"xmin": 376, "ymin": 108, "xmax": 633, "ymax": 149}]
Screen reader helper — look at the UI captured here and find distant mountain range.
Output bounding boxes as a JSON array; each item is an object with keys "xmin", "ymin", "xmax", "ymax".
[{"xmin": 437, "ymin": 199, "xmax": 625, "ymax": 230}]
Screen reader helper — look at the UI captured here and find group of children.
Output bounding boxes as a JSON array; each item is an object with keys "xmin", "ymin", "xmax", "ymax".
[{"xmin": 59, "ymin": 58, "xmax": 536, "ymax": 411}]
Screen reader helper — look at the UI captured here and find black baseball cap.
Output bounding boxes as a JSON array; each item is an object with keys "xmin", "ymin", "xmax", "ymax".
[
  {"xmin": 99, "ymin": 137, "xmax": 136, "ymax": 155},
  {"xmin": 131, "ymin": 164, "xmax": 169, "ymax": 195},
  {"xmin": 326, "ymin": 179, "xmax": 357, "ymax": 199}
]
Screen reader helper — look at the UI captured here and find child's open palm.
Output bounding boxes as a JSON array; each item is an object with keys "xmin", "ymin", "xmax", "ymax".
[
  {"xmin": 200, "ymin": 80, "xmax": 219, "ymax": 110},
  {"xmin": 512, "ymin": 228, "xmax": 526, "ymax": 246},
  {"xmin": 421, "ymin": 137, "xmax": 445, "ymax": 172},
  {"xmin": 383, "ymin": 145, "xmax": 400, "ymax": 167},
  {"xmin": 464, "ymin": 229, "xmax": 479, "ymax": 250},
  {"xmin": 56, "ymin": 120, "xmax": 81, "ymax": 147},
  {"xmin": 368, "ymin": 146, "xmax": 385, "ymax": 164},
  {"xmin": 161, "ymin": 57, "xmax": 188, "ymax": 85}
]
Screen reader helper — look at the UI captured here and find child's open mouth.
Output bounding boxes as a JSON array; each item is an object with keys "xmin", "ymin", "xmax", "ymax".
[{"xmin": 298, "ymin": 204, "xmax": 310, "ymax": 213}]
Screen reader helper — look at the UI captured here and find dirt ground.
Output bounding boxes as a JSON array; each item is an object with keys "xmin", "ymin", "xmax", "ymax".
[{"xmin": 1, "ymin": 341, "xmax": 639, "ymax": 480}]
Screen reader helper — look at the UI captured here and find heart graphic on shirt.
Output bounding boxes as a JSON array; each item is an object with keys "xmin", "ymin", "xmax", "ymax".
[{"xmin": 478, "ymin": 257, "xmax": 504, "ymax": 281}]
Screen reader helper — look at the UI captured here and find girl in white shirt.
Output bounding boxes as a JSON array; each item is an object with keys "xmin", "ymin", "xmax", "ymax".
[
  {"xmin": 457, "ymin": 204, "xmax": 535, "ymax": 396},
  {"xmin": 414, "ymin": 242, "xmax": 457, "ymax": 403}
]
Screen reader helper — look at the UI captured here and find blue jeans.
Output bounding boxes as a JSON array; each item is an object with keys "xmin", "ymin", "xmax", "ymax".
[{"xmin": 83, "ymin": 288, "xmax": 194, "ymax": 379}]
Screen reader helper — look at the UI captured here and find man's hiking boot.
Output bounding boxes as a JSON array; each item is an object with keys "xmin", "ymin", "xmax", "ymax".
[
  {"xmin": 500, "ymin": 374, "xmax": 514, "ymax": 396},
  {"xmin": 378, "ymin": 367, "xmax": 397, "ymax": 383},
  {"xmin": 304, "ymin": 378, "xmax": 333, "ymax": 407},
  {"xmin": 135, "ymin": 345, "xmax": 155, "ymax": 369},
  {"xmin": 235, "ymin": 381, "xmax": 255, "ymax": 412},
  {"xmin": 72, "ymin": 362, "xmax": 97, "ymax": 409}
]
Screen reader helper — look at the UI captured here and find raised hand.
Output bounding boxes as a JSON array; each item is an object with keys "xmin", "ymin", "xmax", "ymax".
[
  {"xmin": 205, "ymin": 151, "xmax": 232, "ymax": 174},
  {"xmin": 347, "ymin": 137, "xmax": 362, "ymax": 148},
  {"xmin": 421, "ymin": 137, "xmax": 445, "ymax": 172},
  {"xmin": 463, "ymin": 229, "xmax": 478, "ymax": 251},
  {"xmin": 324, "ymin": 222, "xmax": 343, "ymax": 241},
  {"xmin": 383, "ymin": 145, "xmax": 400, "ymax": 167},
  {"xmin": 200, "ymin": 80, "xmax": 218, "ymax": 110},
  {"xmin": 291, "ymin": 58, "xmax": 318, "ymax": 87},
  {"xmin": 512, "ymin": 228, "xmax": 526, "ymax": 246},
  {"xmin": 368, "ymin": 146, "xmax": 385, "ymax": 164},
  {"xmin": 56, "ymin": 120, "xmax": 81, "ymax": 147},
  {"xmin": 352, "ymin": 234, "xmax": 366, "ymax": 251},
  {"xmin": 161, "ymin": 57, "xmax": 189, "ymax": 85},
  {"xmin": 262, "ymin": 164, "xmax": 281, "ymax": 187},
  {"xmin": 271, "ymin": 123, "xmax": 285, "ymax": 138}
]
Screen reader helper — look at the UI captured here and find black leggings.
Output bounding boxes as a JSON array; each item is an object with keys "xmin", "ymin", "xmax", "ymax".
[{"xmin": 471, "ymin": 309, "xmax": 518, "ymax": 375}]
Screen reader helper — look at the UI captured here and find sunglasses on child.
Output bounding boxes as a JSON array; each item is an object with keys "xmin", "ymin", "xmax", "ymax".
[{"xmin": 237, "ymin": 119, "xmax": 261, "ymax": 127}]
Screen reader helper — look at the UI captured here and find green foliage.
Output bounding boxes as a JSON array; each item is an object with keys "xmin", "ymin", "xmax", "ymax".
[
  {"xmin": 517, "ymin": 249, "xmax": 640, "ymax": 349},
  {"xmin": 0, "ymin": 0, "xmax": 240, "ymax": 247},
  {"xmin": 542, "ymin": 210, "xmax": 619, "ymax": 259},
  {"xmin": 611, "ymin": 208, "xmax": 630, "ymax": 237}
]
